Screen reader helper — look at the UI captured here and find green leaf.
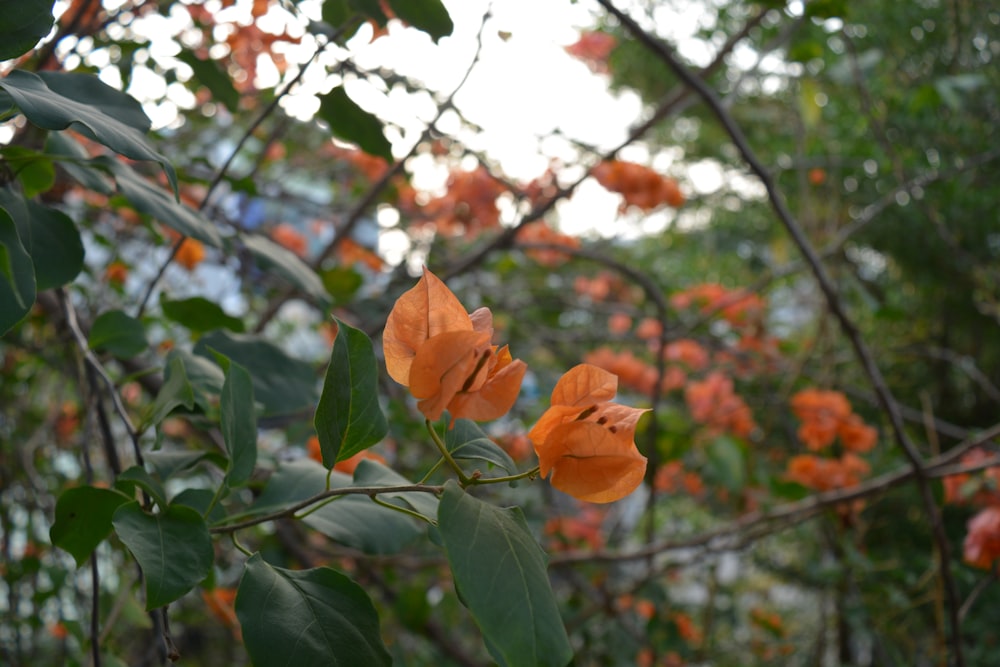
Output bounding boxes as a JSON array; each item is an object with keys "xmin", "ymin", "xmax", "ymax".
[
  {"xmin": 438, "ymin": 481, "xmax": 572, "ymax": 667},
  {"xmin": 387, "ymin": 0, "xmax": 453, "ymax": 42},
  {"xmin": 114, "ymin": 465, "xmax": 168, "ymax": 510},
  {"xmin": 145, "ymin": 449, "xmax": 224, "ymax": 481},
  {"xmin": 321, "ymin": 0, "xmax": 352, "ymax": 29},
  {"xmin": 45, "ymin": 131, "xmax": 115, "ymax": 195},
  {"xmin": 194, "ymin": 331, "xmax": 318, "ymax": 420},
  {"xmin": 243, "ymin": 234, "xmax": 330, "ymax": 306},
  {"xmin": 160, "ymin": 295, "xmax": 245, "ymax": 333},
  {"xmin": 144, "ymin": 353, "xmax": 196, "ymax": 429},
  {"xmin": 49, "ymin": 486, "xmax": 130, "ymax": 567},
  {"xmin": 217, "ymin": 355, "xmax": 257, "ymax": 488},
  {"xmin": 317, "ymin": 86, "xmax": 392, "ymax": 161},
  {"xmin": 705, "ymin": 435, "xmax": 746, "ymax": 492},
  {"xmin": 38, "ymin": 71, "xmax": 152, "ymax": 133},
  {"xmin": 0, "ymin": 70, "xmax": 177, "ymax": 195},
  {"xmin": 99, "ymin": 157, "xmax": 221, "ymax": 246},
  {"xmin": 249, "ymin": 459, "xmax": 422, "ymax": 554},
  {"xmin": 0, "ymin": 0, "xmax": 55, "ymax": 61},
  {"xmin": 25, "ymin": 200, "xmax": 84, "ymax": 290},
  {"xmin": 236, "ymin": 553, "xmax": 391, "ymax": 667},
  {"xmin": 320, "ymin": 265, "xmax": 363, "ymax": 305},
  {"xmin": 1, "ymin": 146, "xmax": 55, "ymax": 197},
  {"xmin": 88, "ymin": 309, "xmax": 147, "ymax": 359},
  {"xmin": 112, "ymin": 502, "xmax": 214, "ymax": 610},
  {"xmin": 166, "ymin": 349, "xmax": 225, "ymax": 413},
  {"xmin": 176, "ymin": 50, "xmax": 240, "ymax": 114},
  {"xmin": 444, "ymin": 419, "xmax": 517, "ymax": 476},
  {"xmin": 0, "ymin": 205, "xmax": 35, "ymax": 335},
  {"xmin": 171, "ymin": 488, "xmax": 226, "ymax": 523},
  {"xmin": 314, "ymin": 318, "xmax": 387, "ymax": 467}
]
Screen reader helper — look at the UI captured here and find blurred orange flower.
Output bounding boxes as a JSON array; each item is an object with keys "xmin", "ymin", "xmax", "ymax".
[
  {"xmin": 174, "ymin": 238, "xmax": 206, "ymax": 271},
  {"xmin": 383, "ymin": 269, "xmax": 526, "ymax": 423},
  {"xmin": 271, "ymin": 223, "xmax": 308, "ymax": 257},
  {"xmin": 104, "ymin": 261, "xmax": 129, "ymax": 286},
  {"xmin": 964, "ymin": 506, "xmax": 1000, "ymax": 570},
  {"xmin": 306, "ymin": 435, "xmax": 386, "ymax": 473},
  {"xmin": 528, "ymin": 364, "xmax": 648, "ymax": 503}
]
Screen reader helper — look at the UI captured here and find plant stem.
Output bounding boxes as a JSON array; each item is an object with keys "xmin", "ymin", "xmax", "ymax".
[{"xmin": 426, "ymin": 419, "xmax": 471, "ymax": 485}]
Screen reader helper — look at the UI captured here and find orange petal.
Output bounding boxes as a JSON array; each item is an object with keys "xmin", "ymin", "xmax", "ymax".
[
  {"xmin": 551, "ymin": 363, "xmax": 618, "ymax": 407},
  {"xmin": 528, "ymin": 404, "xmax": 588, "ymax": 448},
  {"xmin": 448, "ymin": 358, "xmax": 527, "ymax": 422},
  {"xmin": 538, "ymin": 421, "xmax": 647, "ymax": 503},
  {"xmin": 383, "ymin": 268, "xmax": 472, "ymax": 385},
  {"xmin": 410, "ymin": 330, "xmax": 491, "ymax": 421},
  {"xmin": 469, "ymin": 306, "xmax": 494, "ymax": 335}
]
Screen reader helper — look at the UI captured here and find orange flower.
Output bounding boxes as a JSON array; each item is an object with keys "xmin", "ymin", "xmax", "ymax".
[
  {"xmin": 202, "ymin": 587, "xmax": 241, "ymax": 639},
  {"xmin": 964, "ymin": 506, "xmax": 1000, "ymax": 570},
  {"xmin": 105, "ymin": 261, "xmax": 129, "ymax": 286},
  {"xmin": 528, "ymin": 364, "xmax": 648, "ymax": 503},
  {"xmin": 174, "ymin": 238, "xmax": 205, "ymax": 271},
  {"xmin": 383, "ymin": 269, "xmax": 526, "ymax": 423},
  {"xmin": 270, "ymin": 223, "xmax": 308, "ymax": 258},
  {"xmin": 307, "ymin": 435, "xmax": 386, "ymax": 472}
]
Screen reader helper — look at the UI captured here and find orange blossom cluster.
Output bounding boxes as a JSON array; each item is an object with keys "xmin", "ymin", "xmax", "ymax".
[
  {"xmin": 942, "ymin": 448, "xmax": 1000, "ymax": 569},
  {"xmin": 591, "ymin": 160, "xmax": 685, "ymax": 213}
]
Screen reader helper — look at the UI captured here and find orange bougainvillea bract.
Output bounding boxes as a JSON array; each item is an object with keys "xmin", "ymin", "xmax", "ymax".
[
  {"xmin": 528, "ymin": 364, "xmax": 649, "ymax": 503},
  {"xmin": 383, "ymin": 268, "xmax": 526, "ymax": 423}
]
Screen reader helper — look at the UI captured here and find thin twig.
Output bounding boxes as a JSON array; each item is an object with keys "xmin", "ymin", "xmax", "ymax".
[{"xmin": 209, "ymin": 483, "xmax": 445, "ymax": 534}]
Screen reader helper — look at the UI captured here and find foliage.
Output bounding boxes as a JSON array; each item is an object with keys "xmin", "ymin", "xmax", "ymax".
[{"xmin": 2, "ymin": 0, "xmax": 1000, "ymax": 666}]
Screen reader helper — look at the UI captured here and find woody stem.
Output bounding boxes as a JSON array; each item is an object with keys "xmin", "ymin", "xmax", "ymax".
[{"xmin": 426, "ymin": 419, "xmax": 472, "ymax": 486}]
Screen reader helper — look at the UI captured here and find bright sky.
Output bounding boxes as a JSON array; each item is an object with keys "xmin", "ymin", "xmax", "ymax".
[{"xmin": 40, "ymin": 0, "xmax": 738, "ymax": 241}]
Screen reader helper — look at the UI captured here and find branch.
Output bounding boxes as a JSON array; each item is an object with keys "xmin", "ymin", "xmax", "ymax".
[{"xmin": 208, "ymin": 483, "xmax": 444, "ymax": 534}]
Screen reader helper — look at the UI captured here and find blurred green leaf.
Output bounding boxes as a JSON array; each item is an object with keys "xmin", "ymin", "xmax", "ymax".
[
  {"xmin": 0, "ymin": 205, "xmax": 34, "ymax": 334},
  {"xmin": 1, "ymin": 146, "xmax": 55, "ymax": 197},
  {"xmin": 318, "ymin": 86, "xmax": 392, "ymax": 161},
  {"xmin": 88, "ymin": 310, "xmax": 147, "ymax": 359},
  {"xmin": 194, "ymin": 330, "xmax": 318, "ymax": 419},
  {"xmin": 176, "ymin": 50, "xmax": 240, "ymax": 114},
  {"xmin": 160, "ymin": 295, "xmax": 245, "ymax": 333},
  {"xmin": 243, "ymin": 234, "xmax": 330, "ymax": 306},
  {"xmin": 387, "ymin": 0, "xmax": 453, "ymax": 42},
  {"xmin": 144, "ymin": 353, "xmax": 196, "ymax": 429},
  {"xmin": 0, "ymin": 70, "xmax": 177, "ymax": 194},
  {"xmin": 25, "ymin": 201, "xmax": 83, "ymax": 290},
  {"xmin": 0, "ymin": 0, "xmax": 54, "ymax": 61}
]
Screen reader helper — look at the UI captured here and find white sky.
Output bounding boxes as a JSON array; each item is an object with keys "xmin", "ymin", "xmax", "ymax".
[{"xmin": 41, "ymin": 0, "xmax": 731, "ymax": 239}]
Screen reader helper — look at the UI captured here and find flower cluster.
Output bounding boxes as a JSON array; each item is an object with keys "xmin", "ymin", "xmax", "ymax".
[
  {"xmin": 591, "ymin": 160, "xmax": 685, "ymax": 212},
  {"xmin": 382, "ymin": 271, "xmax": 650, "ymax": 504},
  {"xmin": 790, "ymin": 389, "xmax": 877, "ymax": 452},
  {"xmin": 383, "ymin": 268, "xmax": 527, "ymax": 423},
  {"xmin": 528, "ymin": 364, "xmax": 649, "ymax": 503},
  {"xmin": 942, "ymin": 448, "xmax": 1000, "ymax": 569}
]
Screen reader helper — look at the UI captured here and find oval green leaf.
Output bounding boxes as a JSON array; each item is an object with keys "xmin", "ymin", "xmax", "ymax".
[
  {"xmin": 438, "ymin": 481, "xmax": 572, "ymax": 667},
  {"xmin": 314, "ymin": 318, "xmax": 388, "ymax": 467},
  {"xmin": 88, "ymin": 309, "xmax": 147, "ymax": 359},
  {"xmin": 112, "ymin": 502, "xmax": 214, "ymax": 610},
  {"xmin": 49, "ymin": 486, "xmax": 130, "ymax": 568},
  {"xmin": 235, "ymin": 553, "xmax": 391, "ymax": 667}
]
